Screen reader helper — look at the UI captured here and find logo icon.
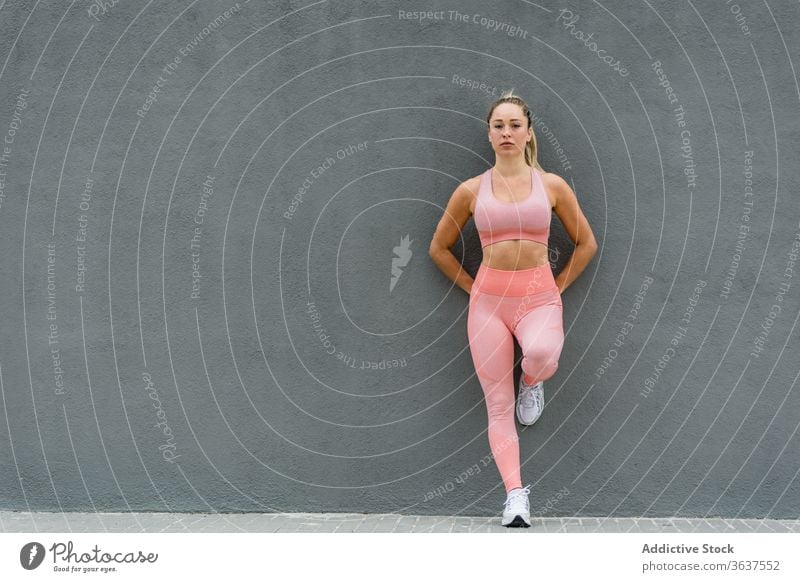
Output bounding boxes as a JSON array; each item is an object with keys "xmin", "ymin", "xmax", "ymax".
[
  {"xmin": 20, "ymin": 542, "xmax": 45, "ymax": 570},
  {"xmin": 548, "ymin": 246, "xmax": 560, "ymax": 269},
  {"xmin": 390, "ymin": 234, "xmax": 413, "ymax": 292}
]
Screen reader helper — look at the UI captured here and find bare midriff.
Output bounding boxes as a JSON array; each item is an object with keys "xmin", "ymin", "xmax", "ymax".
[
  {"xmin": 469, "ymin": 179, "xmax": 552, "ymax": 271},
  {"xmin": 480, "ymin": 240, "xmax": 549, "ymax": 270}
]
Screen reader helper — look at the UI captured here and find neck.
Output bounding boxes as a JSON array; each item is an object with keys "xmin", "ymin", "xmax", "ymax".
[{"xmin": 493, "ymin": 156, "xmax": 530, "ymax": 177}]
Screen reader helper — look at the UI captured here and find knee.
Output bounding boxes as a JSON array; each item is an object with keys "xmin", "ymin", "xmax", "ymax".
[
  {"xmin": 485, "ymin": 389, "xmax": 515, "ymax": 420},
  {"xmin": 474, "ymin": 360, "xmax": 514, "ymax": 385},
  {"xmin": 522, "ymin": 346, "xmax": 560, "ymax": 381}
]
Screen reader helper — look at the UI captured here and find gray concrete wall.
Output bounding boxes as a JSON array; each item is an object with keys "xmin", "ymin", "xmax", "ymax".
[{"xmin": 0, "ymin": 0, "xmax": 798, "ymax": 518}]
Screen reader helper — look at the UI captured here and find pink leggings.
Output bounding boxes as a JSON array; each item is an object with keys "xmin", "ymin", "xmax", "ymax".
[{"xmin": 467, "ymin": 263, "xmax": 564, "ymax": 493}]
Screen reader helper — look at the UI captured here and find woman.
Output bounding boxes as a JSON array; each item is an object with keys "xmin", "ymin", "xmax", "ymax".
[{"xmin": 428, "ymin": 91, "xmax": 597, "ymax": 527}]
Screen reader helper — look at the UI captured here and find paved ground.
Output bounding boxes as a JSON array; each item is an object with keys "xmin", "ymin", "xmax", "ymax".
[{"xmin": 1, "ymin": 512, "xmax": 798, "ymax": 533}]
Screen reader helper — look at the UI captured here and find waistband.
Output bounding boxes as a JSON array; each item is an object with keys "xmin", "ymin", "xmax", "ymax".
[{"xmin": 473, "ymin": 263, "xmax": 557, "ymax": 297}]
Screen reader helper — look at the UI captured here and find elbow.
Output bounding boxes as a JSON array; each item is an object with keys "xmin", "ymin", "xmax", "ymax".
[
  {"xmin": 429, "ymin": 235, "xmax": 455, "ymax": 263},
  {"xmin": 579, "ymin": 236, "xmax": 598, "ymax": 257},
  {"xmin": 429, "ymin": 243, "xmax": 450, "ymax": 267}
]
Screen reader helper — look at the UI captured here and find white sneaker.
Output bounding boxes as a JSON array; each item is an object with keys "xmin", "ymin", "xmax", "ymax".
[
  {"xmin": 502, "ymin": 485, "xmax": 532, "ymax": 527},
  {"xmin": 517, "ymin": 376, "xmax": 544, "ymax": 425}
]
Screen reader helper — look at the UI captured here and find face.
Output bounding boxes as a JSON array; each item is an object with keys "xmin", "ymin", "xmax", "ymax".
[{"xmin": 488, "ymin": 103, "xmax": 532, "ymax": 158}]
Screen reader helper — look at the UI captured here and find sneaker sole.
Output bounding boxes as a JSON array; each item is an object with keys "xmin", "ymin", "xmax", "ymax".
[
  {"xmin": 516, "ymin": 410, "xmax": 541, "ymax": 426},
  {"xmin": 502, "ymin": 515, "xmax": 531, "ymax": 528}
]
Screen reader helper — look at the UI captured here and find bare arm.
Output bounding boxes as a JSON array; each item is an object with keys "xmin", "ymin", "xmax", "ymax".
[
  {"xmin": 428, "ymin": 180, "xmax": 477, "ymax": 294},
  {"xmin": 547, "ymin": 173, "xmax": 598, "ymax": 294}
]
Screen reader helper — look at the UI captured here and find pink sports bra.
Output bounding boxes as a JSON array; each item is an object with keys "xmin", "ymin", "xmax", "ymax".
[{"xmin": 473, "ymin": 166, "xmax": 551, "ymax": 248}]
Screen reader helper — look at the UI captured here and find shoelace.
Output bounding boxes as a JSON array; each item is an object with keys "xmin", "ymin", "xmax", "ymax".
[
  {"xmin": 520, "ymin": 381, "xmax": 542, "ymax": 406},
  {"xmin": 504, "ymin": 485, "xmax": 532, "ymax": 511},
  {"xmin": 520, "ymin": 386, "xmax": 537, "ymax": 407}
]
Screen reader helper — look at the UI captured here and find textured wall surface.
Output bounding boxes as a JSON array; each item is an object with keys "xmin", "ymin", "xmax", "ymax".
[{"xmin": 0, "ymin": 0, "xmax": 798, "ymax": 519}]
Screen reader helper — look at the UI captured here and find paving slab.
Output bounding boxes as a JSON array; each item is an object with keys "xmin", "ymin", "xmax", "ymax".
[{"xmin": 1, "ymin": 511, "xmax": 797, "ymax": 533}]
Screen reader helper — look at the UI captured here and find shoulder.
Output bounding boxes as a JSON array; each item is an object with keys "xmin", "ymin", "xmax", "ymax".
[
  {"xmin": 450, "ymin": 174, "xmax": 482, "ymax": 211},
  {"xmin": 537, "ymin": 170, "xmax": 574, "ymax": 207},
  {"xmin": 456, "ymin": 174, "xmax": 483, "ymax": 196},
  {"xmin": 460, "ymin": 174, "xmax": 483, "ymax": 196},
  {"xmin": 538, "ymin": 170, "xmax": 570, "ymax": 193}
]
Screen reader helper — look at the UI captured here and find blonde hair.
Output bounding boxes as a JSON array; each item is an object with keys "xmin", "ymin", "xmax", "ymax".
[{"xmin": 486, "ymin": 90, "xmax": 543, "ymax": 170}]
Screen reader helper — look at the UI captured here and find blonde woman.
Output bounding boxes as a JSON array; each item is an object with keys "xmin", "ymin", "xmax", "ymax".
[{"xmin": 428, "ymin": 91, "xmax": 597, "ymax": 527}]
